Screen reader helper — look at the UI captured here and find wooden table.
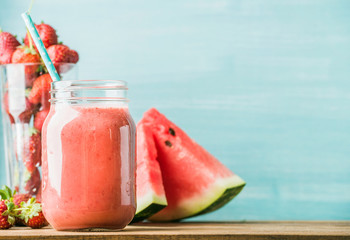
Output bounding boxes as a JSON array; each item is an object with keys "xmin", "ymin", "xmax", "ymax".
[{"xmin": 0, "ymin": 221, "xmax": 349, "ymax": 240}]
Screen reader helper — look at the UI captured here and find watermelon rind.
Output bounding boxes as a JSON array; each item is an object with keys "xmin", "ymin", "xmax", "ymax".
[
  {"xmin": 131, "ymin": 191, "xmax": 167, "ymax": 223},
  {"xmin": 148, "ymin": 174, "xmax": 245, "ymax": 221}
]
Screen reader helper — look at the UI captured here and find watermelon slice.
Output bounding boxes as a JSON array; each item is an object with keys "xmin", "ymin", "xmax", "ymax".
[
  {"xmin": 143, "ymin": 108, "xmax": 246, "ymax": 221},
  {"xmin": 131, "ymin": 121, "xmax": 167, "ymax": 223}
]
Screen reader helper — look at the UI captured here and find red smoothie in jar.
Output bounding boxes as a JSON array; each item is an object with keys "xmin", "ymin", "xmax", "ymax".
[{"xmin": 41, "ymin": 80, "xmax": 136, "ymax": 230}]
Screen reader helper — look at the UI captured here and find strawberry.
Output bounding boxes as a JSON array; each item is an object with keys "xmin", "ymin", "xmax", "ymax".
[
  {"xmin": 69, "ymin": 49, "xmax": 79, "ymax": 63},
  {"xmin": 0, "ymin": 30, "xmax": 20, "ymax": 64},
  {"xmin": 24, "ymin": 168, "xmax": 41, "ymax": 196},
  {"xmin": 34, "ymin": 108, "xmax": 50, "ymax": 132},
  {"xmin": 11, "ymin": 45, "xmax": 42, "ymax": 87},
  {"xmin": 47, "ymin": 44, "xmax": 71, "ymax": 63},
  {"xmin": 11, "ymin": 46, "xmax": 40, "ymax": 63},
  {"xmin": 47, "ymin": 45, "xmax": 79, "ymax": 74},
  {"xmin": 18, "ymin": 97, "xmax": 36, "ymax": 123},
  {"xmin": 13, "ymin": 193, "xmax": 32, "ymax": 208},
  {"xmin": 26, "ymin": 211, "xmax": 48, "ymax": 229},
  {"xmin": 23, "ymin": 128, "xmax": 42, "ymax": 172},
  {"xmin": 24, "ymin": 64, "xmax": 47, "ymax": 88},
  {"xmin": 0, "ymin": 200, "xmax": 15, "ymax": 229},
  {"xmin": 24, "ymin": 66, "xmax": 40, "ymax": 88},
  {"xmin": 0, "ymin": 186, "xmax": 16, "ymax": 229},
  {"xmin": 12, "ymin": 193, "xmax": 31, "ymax": 226},
  {"xmin": 24, "ymin": 23, "xmax": 58, "ymax": 49},
  {"xmin": 18, "ymin": 198, "xmax": 48, "ymax": 229},
  {"xmin": 28, "ymin": 74, "xmax": 52, "ymax": 106}
]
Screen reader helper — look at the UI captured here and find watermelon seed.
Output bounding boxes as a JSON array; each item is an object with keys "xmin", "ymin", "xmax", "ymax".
[
  {"xmin": 169, "ymin": 128, "xmax": 176, "ymax": 136},
  {"xmin": 165, "ymin": 140, "xmax": 173, "ymax": 147}
]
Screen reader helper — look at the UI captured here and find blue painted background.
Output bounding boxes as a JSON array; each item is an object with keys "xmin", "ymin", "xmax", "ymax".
[{"xmin": 1, "ymin": 0, "xmax": 350, "ymax": 220}]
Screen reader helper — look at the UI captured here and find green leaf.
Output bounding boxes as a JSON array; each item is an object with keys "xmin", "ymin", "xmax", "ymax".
[
  {"xmin": 19, "ymin": 197, "xmax": 42, "ymax": 223},
  {"xmin": 0, "ymin": 190, "xmax": 7, "ymax": 200},
  {"xmin": 7, "ymin": 215, "xmax": 15, "ymax": 225},
  {"xmin": 2, "ymin": 210, "xmax": 9, "ymax": 216},
  {"xmin": 0, "ymin": 185, "xmax": 14, "ymax": 199},
  {"xmin": 6, "ymin": 202, "xmax": 15, "ymax": 211}
]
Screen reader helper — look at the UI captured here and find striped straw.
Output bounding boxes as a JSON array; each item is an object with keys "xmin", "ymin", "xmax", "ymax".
[{"xmin": 21, "ymin": 12, "xmax": 61, "ymax": 82}]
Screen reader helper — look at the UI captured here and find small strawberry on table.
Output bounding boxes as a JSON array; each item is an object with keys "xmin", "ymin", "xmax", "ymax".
[
  {"xmin": 0, "ymin": 185, "xmax": 48, "ymax": 230},
  {"xmin": 0, "ymin": 200, "xmax": 15, "ymax": 229},
  {"xmin": 17, "ymin": 198, "xmax": 48, "ymax": 229}
]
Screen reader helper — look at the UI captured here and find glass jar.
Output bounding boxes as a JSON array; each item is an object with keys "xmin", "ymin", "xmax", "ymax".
[
  {"xmin": 0, "ymin": 63, "xmax": 77, "ymax": 198},
  {"xmin": 41, "ymin": 80, "xmax": 136, "ymax": 230}
]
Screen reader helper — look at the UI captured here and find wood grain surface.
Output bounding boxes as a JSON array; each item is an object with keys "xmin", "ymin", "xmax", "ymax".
[{"xmin": 0, "ymin": 221, "xmax": 349, "ymax": 240}]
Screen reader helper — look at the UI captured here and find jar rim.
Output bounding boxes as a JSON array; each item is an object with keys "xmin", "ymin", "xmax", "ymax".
[
  {"xmin": 50, "ymin": 80, "xmax": 129, "ymax": 104},
  {"xmin": 51, "ymin": 80, "xmax": 128, "ymax": 91}
]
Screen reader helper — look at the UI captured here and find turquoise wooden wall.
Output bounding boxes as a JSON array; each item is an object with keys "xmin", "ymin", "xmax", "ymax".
[{"xmin": 1, "ymin": 0, "xmax": 350, "ymax": 220}]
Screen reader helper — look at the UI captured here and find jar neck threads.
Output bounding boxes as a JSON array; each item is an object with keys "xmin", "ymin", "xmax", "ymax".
[{"xmin": 50, "ymin": 80, "xmax": 128, "ymax": 105}]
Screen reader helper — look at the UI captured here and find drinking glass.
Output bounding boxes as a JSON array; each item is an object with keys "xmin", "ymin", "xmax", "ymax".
[{"xmin": 0, "ymin": 63, "xmax": 77, "ymax": 199}]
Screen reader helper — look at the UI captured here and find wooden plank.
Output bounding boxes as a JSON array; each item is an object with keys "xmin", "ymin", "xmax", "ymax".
[{"xmin": 0, "ymin": 221, "xmax": 349, "ymax": 240}]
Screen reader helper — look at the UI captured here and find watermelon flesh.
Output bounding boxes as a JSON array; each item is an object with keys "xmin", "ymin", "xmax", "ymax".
[
  {"xmin": 132, "ymin": 122, "xmax": 167, "ymax": 223},
  {"xmin": 143, "ymin": 108, "xmax": 246, "ymax": 221}
]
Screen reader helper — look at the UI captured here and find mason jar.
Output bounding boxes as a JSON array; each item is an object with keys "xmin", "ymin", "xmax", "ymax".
[{"xmin": 41, "ymin": 80, "xmax": 136, "ymax": 230}]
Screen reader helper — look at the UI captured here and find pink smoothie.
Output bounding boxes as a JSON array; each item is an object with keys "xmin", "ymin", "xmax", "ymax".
[{"xmin": 41, "ymin": 105, "xmax": 136, "ymax": 230}]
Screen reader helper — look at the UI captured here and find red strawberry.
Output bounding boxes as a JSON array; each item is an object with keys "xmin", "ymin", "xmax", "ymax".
[
  {"xmin": 23, "ymin": 128, "xmax": 42, "ymax": 172},
  {"xmin": 28, "ymin": 74, "xmax": 52, "ymax": 106},
  {"xmin": 26, "ymin": 211, "xmax": 48, "ymax": 229},
  {"xmin": 12, "ymin": 193, "xmax": 32, "ymax": 226},
  {"xmin": 11, "ymin": 45, "xmax": 42, "ymax": 87},
  {"xmin": 18, "ymin": 97, "xmax": 36, "ymax": 123},
  {"xmin": 34, "ymin": 108, "xmax": 50, "ymax": 132},
  {"xmin": 11, "ymin": 46, "xmax": 41, "ymax": 63},
  {"xmin": 0, "ymin": 30, "xmax": 20, "ymax": 64},
  {"xmin": 24, "ymin": 168, "xmax": 41, "ymax": 196},
  {"xmin": 24, "ymin": 23, "xmax": 58, "ymax": 49},
  {"xmin": 24, "ymin": 64, "xmax": 44, "ymax": 88},
  {"xmin": 18, "ymin": 198, "xmax": 48, "ymax": 229},
  {"xmin": 13, "ymin": 193, "xmax": 32, "ymax": 208},
  {"xmin": 0, "ymin": 200, "xmax": 15, "ymax": 229},
  {"xmin": 48, "ymin": 45, "xmax": 79, "ymax": 74},
  {"xmin": 68, "ymin": 49, "xmax": 79, "ymax": 63},
  {"xmin": 47, "ymin": 44, "xmax": 71, "ymax": 63}
]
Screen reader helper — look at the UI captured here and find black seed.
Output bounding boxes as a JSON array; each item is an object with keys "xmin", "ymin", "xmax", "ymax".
[
  {"xmin": 165, "ymin": 140, "xmax": 172, "ymax": 147},
  {"xmin": 169, "ymin": 127, "xmax": 176, "ymax": 136}
]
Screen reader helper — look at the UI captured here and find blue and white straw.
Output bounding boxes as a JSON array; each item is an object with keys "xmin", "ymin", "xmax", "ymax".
[{"xmin": 21, "ymin": 11, "xmax": 61, "ymax": 82}]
